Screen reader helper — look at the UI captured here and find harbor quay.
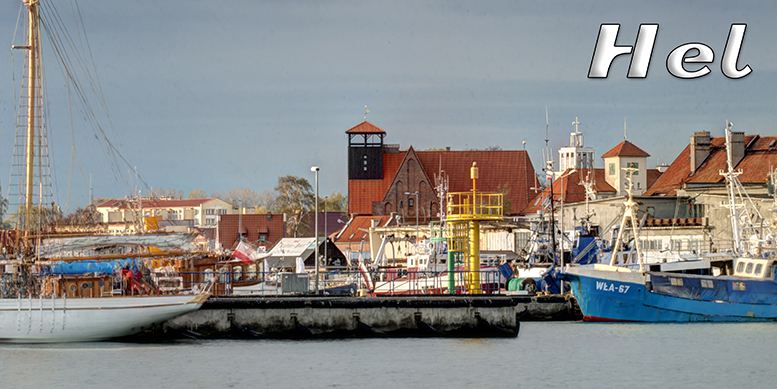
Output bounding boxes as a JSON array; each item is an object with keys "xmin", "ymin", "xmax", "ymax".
[{"xmin": 149, "ymin": 294, "xmax": 578, "ymax": 339}]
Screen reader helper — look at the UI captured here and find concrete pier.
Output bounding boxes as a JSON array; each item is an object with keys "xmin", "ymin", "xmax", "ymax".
[{"xmin": 149, "ymin": 295, "xmax": 579, "ymax": 339}]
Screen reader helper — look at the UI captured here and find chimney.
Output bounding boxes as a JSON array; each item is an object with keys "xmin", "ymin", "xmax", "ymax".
[
  {"xmin": 731, "ymin": 131, "xmax": 746, "ymax": 167},
  {"xmin": 446, "ymin": 146, "xmax": 451, "ymax": 152},
  {"xmin": 690, "ymin": 131, "xmax": 710, "ymax": 174},
  {"xmin": 371, "ymin": 219, "xmax": 380, "ymax": 228}
]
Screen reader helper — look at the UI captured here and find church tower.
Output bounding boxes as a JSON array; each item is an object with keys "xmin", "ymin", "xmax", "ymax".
[{"xmin": 346, "ymin": 121, "xmax": 386, "ymax": 180}]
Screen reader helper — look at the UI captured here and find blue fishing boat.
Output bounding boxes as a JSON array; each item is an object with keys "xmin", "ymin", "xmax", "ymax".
[{"xmin": 562, "ymin": 123, "xmax": 777, "ymax": 322}]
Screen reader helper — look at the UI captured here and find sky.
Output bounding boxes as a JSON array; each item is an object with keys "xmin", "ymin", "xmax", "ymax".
[{"xmin": 1, "ymin": 0, "xmax": 776, "ymax": 212}]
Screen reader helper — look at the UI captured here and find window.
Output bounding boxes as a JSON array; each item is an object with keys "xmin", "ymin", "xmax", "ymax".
[
  {"xmin": 745, "ymin": 263, "xmax": 754, "ymax": 274},
  {"xmin": 701, "ymin": 279, "xmax": 713, "ymax": 288},
  {"xmin": 736, "ymin": 262, "xmax": 745, "ymax": 273},
  {"xmin": 627, "ymin": 162, "xmax": 639, "ymax": 175},
  {"xmin": 733, "ymin": 282, "xmax": 746, "ymax": 291},
  {"xmin": 609, "ymin": 163, "xmax": 615, "ymax": 175},
  {"xmin": 754, "ymin": 264, "xmax": 763, "ymax": 276},
  {"xmin": 670, "ymin": 277, "xmax": 683, "ymax": 286},
  {"xmin": 409, "ymin": 198, "xmax": 414, "ymax": 207}
]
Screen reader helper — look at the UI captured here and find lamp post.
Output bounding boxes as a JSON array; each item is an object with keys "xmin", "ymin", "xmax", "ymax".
[
  {"xmin": 324, "ymin": 196, "xmax": 328, "ymax": 272},
  {"xmin": 311, "ymin": 166, "xmax": 319, "ymax": 294},
  {"xmin": 404, "ymin": 191, "xmax": 419, "ymax": 248}
]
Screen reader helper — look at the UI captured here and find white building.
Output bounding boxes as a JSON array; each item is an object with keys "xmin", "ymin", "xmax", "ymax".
[
  {"xmin": 96, "ymin": 197, "xmax": 235, "ymax": 227},
  {"xmin": 556, "ymin": 117, "xmax": 595, "ymax": 177}
]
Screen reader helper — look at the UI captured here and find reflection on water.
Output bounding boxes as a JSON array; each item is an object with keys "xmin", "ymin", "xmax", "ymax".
[{"xmin": 0, "ymin": 322, "xmax": 772, "ymax": 388}]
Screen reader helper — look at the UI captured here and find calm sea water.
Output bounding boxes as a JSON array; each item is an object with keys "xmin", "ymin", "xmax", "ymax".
[{"xmin": 0, "ymin": 322, "xmax": 772, "ymax": 388}]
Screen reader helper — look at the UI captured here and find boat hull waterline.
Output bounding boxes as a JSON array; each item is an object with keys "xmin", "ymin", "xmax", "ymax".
[
  {"xmin": 0, "ymin": 294, "xmax": 208, "ymax": 343},
  {"xmin": 564, "ymin": 266, "xmax": 777, "ymax": 322}
]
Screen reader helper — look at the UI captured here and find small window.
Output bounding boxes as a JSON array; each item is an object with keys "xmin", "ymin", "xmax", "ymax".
[
  {"xmin": 745, "ymin": 263, "xmax": 754, "ymax": 274},
  {"xmin": 670, "ymin": 277, "xmax": 683, "ymax": 286},
  {"xmin": 736, "ymin": 262, "xmax": 745, "ymax": 273},
  {"xmin": 701, "ymin": 279, "xmax": 713, "ymax": 289},
  {"xmin": 754, "ymin": 264, "xmax": 763, "ymax": 276},
  {"xmin": 733, "ymin": 282, "xmax": 746, "ymax": 291},
  {"xmin": 409, "ymin": 198, "xmax": 414, "ymax": 207},
  {"xmin": 266, "ymin": 213, "xmax": 272, "ymax": 221}
]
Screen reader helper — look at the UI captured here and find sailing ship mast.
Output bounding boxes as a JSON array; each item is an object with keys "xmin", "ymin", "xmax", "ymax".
[{"xmin": 23, "ymin": 0, "xmax": 40, "ymax": 233}]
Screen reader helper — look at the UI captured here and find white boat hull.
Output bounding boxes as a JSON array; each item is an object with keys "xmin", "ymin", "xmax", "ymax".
[{"xmin": 0, "ymin": 294, "xmax": 208, "ymax": 343}]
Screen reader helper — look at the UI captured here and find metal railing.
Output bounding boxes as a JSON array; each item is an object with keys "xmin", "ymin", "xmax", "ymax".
[
  {"xmin": 183, "ymin": 268, "xmax": 513, "ymax": 297},
  {"xmin": 446, "ymin": 192, "xmax": 503, "ymax": 221}
]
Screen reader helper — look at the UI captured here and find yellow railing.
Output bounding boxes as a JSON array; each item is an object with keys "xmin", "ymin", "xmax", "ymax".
[{"xmin": 446, "ymin": 192, "xmax": 503, "ymax": 221}]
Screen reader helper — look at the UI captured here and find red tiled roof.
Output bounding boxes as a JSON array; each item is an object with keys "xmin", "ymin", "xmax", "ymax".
[
  {"xmin": 645, "ymin": 168, "xmax": 662, "ymax": 190},
  {"xmin": 333, "ymin": 215, "xmax": 395, "ymax": 244},
  {"xmin": 217, "ymin": 214, "xmax": 285, "ymax": 248},
  {"xmin": 601, "ymin": 141, "xmax": 650, "ymax": 158},
  {"xmin": 415, "ymin": 150, "xmax": 538, "ymax": 214},
  {"xmin": 97, "ymin": 198, "xmax": 218, "ymax": 209},
  {"xmin": 644, "ymin": 134, "xmax": 774, "ymax": 196},
  {"xmin": 522, "ymin": 169, "xmax": 615, "ymax": 214},
  {"xmin": 349, "ymin": 148, "xmax": 539, "ymax": 216},
  {"xmin": 345, "ymin": 121, "xmax": 386, "ymax": 134}
]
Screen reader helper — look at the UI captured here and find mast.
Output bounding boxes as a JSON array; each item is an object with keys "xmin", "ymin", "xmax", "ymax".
[
  {"xmin": 723, "ymin": 122, "xmax": 741, "ymax": 255},
  {"xmin": 24, "ymin": 0, "xmax": 40, "ymax": 229}
]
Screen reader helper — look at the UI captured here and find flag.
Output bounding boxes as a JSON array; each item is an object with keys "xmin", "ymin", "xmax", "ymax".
[{"xmin": 233, "ymin": 241, "xmax": 255, "ymax": 265}]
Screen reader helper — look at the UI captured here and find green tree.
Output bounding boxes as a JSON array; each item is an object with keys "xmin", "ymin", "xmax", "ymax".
[
  {"xmin": 320, "ymin": 191, "xmax": 347, "ymax": 212},
  {"xmin": 272, "ymin": 175, "xmax": 314, "ymax": 237}
]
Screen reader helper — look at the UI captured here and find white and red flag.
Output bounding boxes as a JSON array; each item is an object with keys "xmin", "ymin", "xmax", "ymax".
[{"xmin": 233, "ymin": 241, "xmax": 256, "ymax": 265}]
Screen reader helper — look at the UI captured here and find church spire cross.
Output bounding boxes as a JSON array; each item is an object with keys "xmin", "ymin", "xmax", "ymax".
[{"xmin": 572, "ymin": 117, "xmax": 581, "ymax": 133}]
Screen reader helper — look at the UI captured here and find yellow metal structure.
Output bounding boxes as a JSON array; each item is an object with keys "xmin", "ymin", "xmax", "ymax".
[{"xmin": 445, "ymin": 163, "xmax": 503, "ymax": 294}]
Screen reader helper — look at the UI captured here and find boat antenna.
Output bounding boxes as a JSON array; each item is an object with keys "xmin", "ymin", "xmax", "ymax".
[{"xmin": 545, "ymin": 107, "xmax": 550, "ymax": 168}]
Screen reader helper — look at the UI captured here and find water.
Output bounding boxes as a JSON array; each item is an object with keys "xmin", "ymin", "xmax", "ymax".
[{"xmin": 0, "ymin": 322, "xmax": 772, "ymax": 388}]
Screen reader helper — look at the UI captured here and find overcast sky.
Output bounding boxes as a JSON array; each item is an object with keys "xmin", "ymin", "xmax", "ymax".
[{"xmin": 1, "ymin": 0, "xmax": 776, "ymax": 211}]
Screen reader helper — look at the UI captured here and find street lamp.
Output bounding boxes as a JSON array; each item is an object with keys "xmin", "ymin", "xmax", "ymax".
[
  {"xmin": 404, "ymin": 191, "xmax": 419, "ymax": 249},
  {"xmin": 324, "ymin": 195, "xmax": 328, "ymax": 273},
  {"xmin": 311, "ymin": 166, "xmax": 319, "ymax": 294}
]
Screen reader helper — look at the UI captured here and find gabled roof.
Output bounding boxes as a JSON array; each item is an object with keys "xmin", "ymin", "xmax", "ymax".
[
  {"xmin": 349, "ymin": 148, "xmax": 539, "ymax": 216},
  {"xmin": 345, "ymin": 121, "xmax": 386, "ymax": 134},
  {"xmin": 333, "ymin": 215, "xmax": 395, "ymax": 244},
  {"xmin": 97, "ymin": 198, "xmax": 220, "ymax": 209},
  {"xmin": 522, "ymin": 169, "xmax": 615, "ymax": 214},
  {"xmin": 600, "ymin": 140, "xmax": 650, "ymax": 158},
  {"xmin": 645, "ymin": 134, "xmax": 775, "ymax": 196}
]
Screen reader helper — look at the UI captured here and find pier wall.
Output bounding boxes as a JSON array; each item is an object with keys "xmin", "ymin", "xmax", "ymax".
[{"xmin": 157, "ymin": 295, "xmax": 578, "ymax": 339}]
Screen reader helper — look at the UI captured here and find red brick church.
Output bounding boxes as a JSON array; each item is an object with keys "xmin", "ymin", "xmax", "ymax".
[{"xmin": 346, "ymin": 121, "xmax": 539, "ymax": 222}]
